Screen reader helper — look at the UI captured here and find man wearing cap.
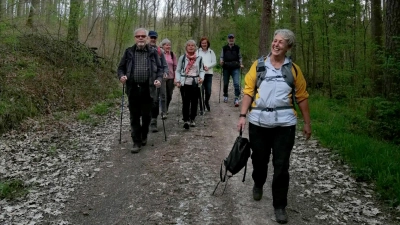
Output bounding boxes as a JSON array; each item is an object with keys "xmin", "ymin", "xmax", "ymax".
[
  {"xmin": 220, "ymin": 33, "xmax": 244, "ymax": 107},
  {"xmin": 148, "ymin": 30, "xmax": 169, "ymax": 133}
]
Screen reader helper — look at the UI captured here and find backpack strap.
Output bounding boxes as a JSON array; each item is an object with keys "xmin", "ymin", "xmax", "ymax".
[{"xmin": 252, "ymin": 56, "xmax": 298, "ymax": 109}]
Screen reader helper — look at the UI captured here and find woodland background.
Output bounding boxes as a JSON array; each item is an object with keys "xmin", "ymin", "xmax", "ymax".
[{"xmin": 0, "ymin": 0, "xmax": 400, "ymax": 207}]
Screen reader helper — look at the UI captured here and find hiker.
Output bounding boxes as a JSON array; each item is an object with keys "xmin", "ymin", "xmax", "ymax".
[
  {"xmin": 117, "ymin": 28, "xmax": 163, "ymax": 153},
  {"xmin": 148, "ymin": 30, "xmax": 169, "ymax": 133},
  {"xmin": 175, "ymin": 40, "xmax": 205, "ymax": 130},
  {"xmin": 236, "ymin": 29, "xmax": 311, "ymax": 224},
  {"xmin": 197, "ymin": 37, "xmax": 217, "ymax": 113},
  {"xmin": 220, "ymin": 33, "xmax": 244, "ymax": 107},
  {"xmin": 159, "ymin": 38, "xmax": 177, "ymax": 117}
]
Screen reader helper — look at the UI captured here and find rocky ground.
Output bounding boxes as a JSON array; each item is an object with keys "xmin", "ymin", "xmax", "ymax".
[{"xmin": 1, "ymin": 76, "xmax": 400, "ymax": 225}]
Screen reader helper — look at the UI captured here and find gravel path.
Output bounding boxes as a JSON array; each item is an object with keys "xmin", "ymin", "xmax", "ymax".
[{"xmin": 1, "ymin": 75, "xmax": 399, "ymax": 225}]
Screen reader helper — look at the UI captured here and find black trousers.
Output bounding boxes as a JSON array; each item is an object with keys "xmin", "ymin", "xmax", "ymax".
[
  {"xmin": 249, "ymin": 123, "xmax": 296, "ymax": 209},
  {"xmin": 199, "ymin": 74, "xmax": 212, "ymax": 111},
  {"xmin": 180, "ymin": 85, "xmax": 199, "ymax": 122},
  {"xmin": 128, "ymin": 91, "xmax": 152, "ymax": 145}
]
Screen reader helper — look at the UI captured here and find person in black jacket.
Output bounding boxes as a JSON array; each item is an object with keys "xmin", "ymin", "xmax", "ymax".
[
  {"xmin": 220, "ymin": 33, "xmax": 244, "ymax": 107},
  {"xmin": 117, "ymin": 28, "xmax": 163, "ymax": 153}
]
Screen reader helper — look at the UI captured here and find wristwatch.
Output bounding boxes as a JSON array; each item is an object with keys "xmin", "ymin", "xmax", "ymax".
[{"xmin": 239, "ymin": 114, "xmax": 246, "ymax": 118}]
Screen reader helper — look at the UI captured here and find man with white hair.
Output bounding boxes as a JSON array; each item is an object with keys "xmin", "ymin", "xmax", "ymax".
[{"xmin": 117, "ymin": 28, "xmax": 163, "ymax": 153}]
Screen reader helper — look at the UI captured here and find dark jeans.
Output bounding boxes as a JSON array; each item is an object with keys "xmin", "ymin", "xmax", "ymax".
[
  {"xmin": 249, "ymin": 123, "xmax": 296, "ymax": 209},
  {"xmin": 161, "ymin": 79, "xmax": 175, "ymax": 114},
  {"xmin": 223, "ymin": 68, "xmax": 240, "ymax": 98},
  {"xmin": 128, "ymin": 93, "xmax": 152, "ymax": 145},
  {"xmin": 199, "ymin": 74, "xmax": 212, "ymax": 111},
  {"xmin": 180, "ymin": 85, "xmax": 199, "ymax": 122}
]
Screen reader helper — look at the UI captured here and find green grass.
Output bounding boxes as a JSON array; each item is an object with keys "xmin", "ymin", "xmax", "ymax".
[
  {"xmin": 309, "ymin": 93, "xmax": 400, "ymax": 206},
  {"xmin": 0, "ymin": 180, "xmax": 28, "ymax": 200}
]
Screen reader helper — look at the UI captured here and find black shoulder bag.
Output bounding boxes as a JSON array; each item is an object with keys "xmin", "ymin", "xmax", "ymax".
[{"xmin": 212, "ymin": 131, "xmax": 251, "ymax": 195}]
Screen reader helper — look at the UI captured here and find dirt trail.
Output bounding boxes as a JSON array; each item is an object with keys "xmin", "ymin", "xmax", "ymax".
[{"xmin": 54, "ymin": 75, "xmax": 398, "ymax": 225}]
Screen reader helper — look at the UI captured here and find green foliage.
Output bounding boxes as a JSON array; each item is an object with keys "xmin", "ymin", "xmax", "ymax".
[
  {"xmin": 0, "ymin": 180, "xmax": 28, "ymax": 200},
  {"xmin": 92, "ymin": 103, "xmax": 109, "ymax": 116},
  {"xmin": 367, "ymin": 98, "xmax": 400, "ymax": 144},
  {"xmin": 77, "ymin": 111, "xmax": 90, "ymax": 121},
  {"xmin": 310, "ymin": 93, "xmax": 400, "ymax": 206}
]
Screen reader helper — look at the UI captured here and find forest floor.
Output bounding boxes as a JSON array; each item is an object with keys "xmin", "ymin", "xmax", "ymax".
[{"xmin": 1, "ymin": 76, "xmax": 400, "ymax": 225}]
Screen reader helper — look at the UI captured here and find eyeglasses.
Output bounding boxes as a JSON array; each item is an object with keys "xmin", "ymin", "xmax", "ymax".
[
  {"xmin": 228, "ymin": 37, "xmax": 234, "ymax": 39},
  {"xmin": 135, "ymin": 35, "xmax": 147, "ymax": 38},
  {"xmin": 150, "ymin": 36, "xmax": 157, "ymax": 39}
]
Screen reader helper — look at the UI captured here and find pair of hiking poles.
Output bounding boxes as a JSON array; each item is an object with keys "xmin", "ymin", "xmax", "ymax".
[{"xmin": 118, "ymin": 81, "xmax": 168, "ymax": 144}]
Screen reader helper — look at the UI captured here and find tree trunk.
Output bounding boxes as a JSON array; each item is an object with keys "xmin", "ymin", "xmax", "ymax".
[
  {"xmin": 384, "ymin": 0, "xmax": 400, "ymax": 97},
  {"xmin": 290, "ymin": 0, "xmax": 297, "ymax": 61},
  {"xmin": 0, "ymin": 0, "xmax": 5, "ymax": 19},
  {"xmin": 67, "ymin": 0, "xmax": 81, "ymax": 42},
  {"xmin": 26, "ymin": 0, "xmax": 40, "ymax": 29},
  {"xmin": 258, "ymin": 0, "xmax": 272, "ymax": 56}
]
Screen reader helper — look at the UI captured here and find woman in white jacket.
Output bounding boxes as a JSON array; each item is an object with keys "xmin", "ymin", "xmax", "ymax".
[
  {"xmin": 175, "ymin": 40, "xmax": 205, "ymax": 129},
  {"xmin": 197, "ymin": 37, "xmax": 217, "ymax": 112}
]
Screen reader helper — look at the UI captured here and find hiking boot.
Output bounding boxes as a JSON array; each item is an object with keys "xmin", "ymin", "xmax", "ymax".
[
  {"xmin": 274, "ymin": 208, "xmax": 288, "ymax": 224},
  {"xmin": 253, "ymin": 185, "xmax": 263, "ymax": 201},
  {"xmin": 150, "ymin": 119, "xmax": 158, "ymax": 132},
  {"xmin": 223, "ymin": 96, "xmax": 228, "ymax": 103},
  {"xmin": 190, "ymin": 120, "xmax": 196, "ymax": 127},
  {"xmin": 234, "ymin": 98, "xmax": 239, "ymax": 107},
  {"xmin": 199, "ymin": 111, "xmax": 204, "ymax": 116},
  {"xmin": 141, "ymin": 138, "xmax": 147, "ymax": 146},
  {"xmin": 205, "ymin": 102, "xmax": 210, "ymax": 111},
  {"xmin": 131, "ymin": 143, "xmax": 141, "ymax": 153},
  {"xmin": 183, "ymin": 121, "xmax": 190, "ymax": 130},
  {"xmin": 161, "ymin": 114, "xmax": 167, "ymax": 120}
]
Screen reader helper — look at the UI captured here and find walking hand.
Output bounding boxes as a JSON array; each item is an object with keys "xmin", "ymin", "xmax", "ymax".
[
  {"xmin": 237, "ymin": 29, "xmax": 311, "ymax": 224},
  {"xmin": 117, "ymin": 28, "xmax": 163, "ymax": 153},
  {"xmin": 175, "ymin": 40, "xmax": 205, "ymax": 130}
]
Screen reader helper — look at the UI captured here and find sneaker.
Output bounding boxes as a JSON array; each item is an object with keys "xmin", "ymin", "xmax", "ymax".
[
  {"xmin": 131, "ymin": 143, "xmax": 141, "ymax": 153},
  {"xmin": 183, "ymin": 121, "xmax": 190, "ymax": 130},
  {"xmin": 150, "ymin": 122, "xmax": 158, "ymax": 132},
  {"xmin": 234, "ymin": 98, "xmax": 239, "ymax": 107},
  {"xmin": 190, "ymin": 120, "xmax": 196, "ymax": 127},
  {"xmin": 161, "ymin": 114, "xmax": 167, "ymax": 120},
  {"xmin": 274, "ymin": 208, "xmax": 288, "ymax": 224},
  {"xmin": 223, "ymin": 96, "xmax": 228, "ymax": 103},
  {"xmin": 253, "ymin": 185, "xmax": 263, "ymax": 201},
  {"xmin": 199, "ymin": 111, "xmax": 204, "ymax": 116}
]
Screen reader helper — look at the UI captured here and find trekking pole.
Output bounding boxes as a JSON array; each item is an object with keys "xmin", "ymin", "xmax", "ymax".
[
  {"xmin": 161, "ymin": 79, "xmax": 167, "ymax": 141},
  {"xmin": 219, "ymin": 67, "xmax": 222, "ymax": 103},
  {"xmin": 199, "ymin": 83, "xmax": 205, "ymax": 126},
  {"xmin": 119, "ymin": 84, "xmax": 125, "ymax": 144}
]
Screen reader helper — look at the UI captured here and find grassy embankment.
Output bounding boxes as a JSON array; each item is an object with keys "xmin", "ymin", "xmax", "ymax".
[
  {"xmin": 0, "ymin": 34, "xmax": 121, "ymax": 199},
  {"xmin": 308, "ymin": 93, "xmax": 400, "ymax": 207}
]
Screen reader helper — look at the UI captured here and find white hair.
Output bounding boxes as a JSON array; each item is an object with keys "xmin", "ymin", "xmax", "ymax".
[
  {"xmin": 160, "ymin": 38, "xmax": 171, "ymax": 47},
  {"xmin": 134, "ymin": 28, "xmax": 148, "ymax": 36},
  {"xmin": 274, "ymin": 29, "xmax": 295, "ymax": 47}
]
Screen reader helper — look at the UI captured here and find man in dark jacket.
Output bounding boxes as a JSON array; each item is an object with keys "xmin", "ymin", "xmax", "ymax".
[
  {"xmin": 220, "ymin": 33, "xmax": 244, "ymax": 107},
  {"xmin": 117, "ymin": 28, "xmax": 163, "ymax": 153}
]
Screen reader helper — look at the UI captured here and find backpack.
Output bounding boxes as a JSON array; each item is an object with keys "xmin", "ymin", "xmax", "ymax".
[
  {"xmin": 212, "ymin": 131, "xmax": 251, "ymax": 196},
  {"xmin": 254, "ymin": 56, "xmax": 298, "ymax": 108}
]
